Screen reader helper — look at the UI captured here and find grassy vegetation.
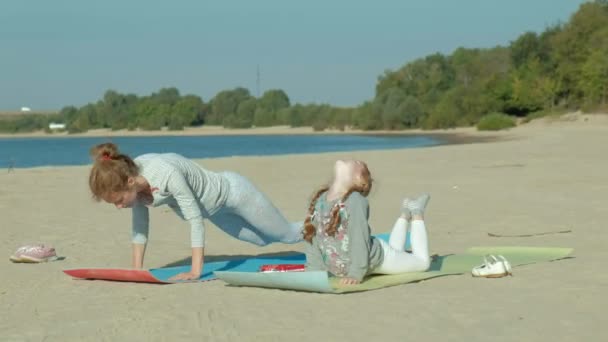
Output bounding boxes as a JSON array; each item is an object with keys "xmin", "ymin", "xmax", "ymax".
[{"xmin": 476, "ymin": 113, "xmax": 516, "ymax": 131}]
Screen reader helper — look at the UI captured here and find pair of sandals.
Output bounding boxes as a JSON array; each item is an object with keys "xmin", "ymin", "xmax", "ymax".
[{"xmin": 472, "ymin": 254, "xmax": 512, "ymax": 278}]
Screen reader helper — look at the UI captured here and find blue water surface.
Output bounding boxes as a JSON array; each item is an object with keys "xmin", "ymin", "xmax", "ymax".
[{"xmin": 0, "ymin": 134, "xmax": 441, "ymax": 168}]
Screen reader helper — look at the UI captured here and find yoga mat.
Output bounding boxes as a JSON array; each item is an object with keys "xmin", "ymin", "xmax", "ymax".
[
  {"xmin": 63, "ymin": 253, "xmax": 305, "ymax": 284},
  {"xmin": 63, "ymin": 231, "xmax": 411, "ymax": 284},
  {"xmin": 215, "ymin": 246, "xmax": 573, "ymax": 293}
]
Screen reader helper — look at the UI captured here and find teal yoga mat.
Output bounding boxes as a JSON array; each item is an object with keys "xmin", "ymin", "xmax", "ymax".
[{"xmin": 215, "ymin": 246, "xmax": 573, "ymax": 293}]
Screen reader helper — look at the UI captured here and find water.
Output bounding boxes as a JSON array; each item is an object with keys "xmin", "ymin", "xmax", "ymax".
[{"xmin": 0, "ymin": 134, "xmax": 441, "ymax": 168}]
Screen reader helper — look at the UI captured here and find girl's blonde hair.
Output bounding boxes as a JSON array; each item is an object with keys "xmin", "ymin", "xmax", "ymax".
[{"xmin": 302, "ymin": 162, "xmax": 372, "ymax": 243}]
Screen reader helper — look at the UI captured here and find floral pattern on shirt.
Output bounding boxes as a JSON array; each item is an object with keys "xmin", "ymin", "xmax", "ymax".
[{"xmin": 313, "ymin": 201, "xmax": 351, "ymax": 277}]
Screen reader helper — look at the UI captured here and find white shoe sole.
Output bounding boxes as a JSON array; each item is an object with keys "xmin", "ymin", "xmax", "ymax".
[{"xmin": 472, "ymin": 271, "xmax": 512, "ymax": 278}]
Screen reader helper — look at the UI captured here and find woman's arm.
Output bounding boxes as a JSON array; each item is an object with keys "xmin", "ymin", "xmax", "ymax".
[
  {"xmin": 164, "ymin": 170, "xmax": 207, "ymax": 281},
  {"xmin": 131, "ymin": 203, "xmax": 150, "ymax": 268},
  {"xmin": 131, "ymin": 243, "xmax": 146, "ymax": 269},
  {"xmin": 170, "ymin": 247, "xmax": 204, "ymax": 281}
]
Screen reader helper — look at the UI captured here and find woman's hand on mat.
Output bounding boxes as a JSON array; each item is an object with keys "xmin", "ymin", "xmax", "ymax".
[
  {"xmin": 169, "ymin": 271, "xmax": 201, "ymax": 281},
  {"xmin": 339, "ymin": 277, "xmax": 360, "ymax": 285}
]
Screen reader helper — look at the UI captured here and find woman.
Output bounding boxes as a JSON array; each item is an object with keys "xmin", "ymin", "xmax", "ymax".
[{"xmin": 88, "ymin": 142, "xmax": 302, "ymax": 281}]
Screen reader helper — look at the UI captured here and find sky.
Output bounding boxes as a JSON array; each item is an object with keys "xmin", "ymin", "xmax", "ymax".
[{"xmin": 0, "ymin": 0, "xmax": 588, "ymax": 110}]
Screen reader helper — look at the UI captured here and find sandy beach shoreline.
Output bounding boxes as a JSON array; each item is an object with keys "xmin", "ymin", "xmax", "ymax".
[
  {"xmin": 0, "ymin": 113, "xmax": 606, "ymax": 341},
  {"xmin": 0, "ymin": 124, "xmax": 472, "ymax": 138},
  {"xmin": 0, "ymin": 124, "xmax": 502, "ymax": 158}
]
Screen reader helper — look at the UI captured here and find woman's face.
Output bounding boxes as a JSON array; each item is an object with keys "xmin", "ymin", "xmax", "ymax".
[{"xmin": 102, "ymin": 177, "xmax": 139, "ymax": 209}]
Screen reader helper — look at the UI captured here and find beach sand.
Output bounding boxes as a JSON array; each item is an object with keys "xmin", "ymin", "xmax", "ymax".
[{"xmin": 1, "ymin": 113, "xmax": 606, "ymax": 341}]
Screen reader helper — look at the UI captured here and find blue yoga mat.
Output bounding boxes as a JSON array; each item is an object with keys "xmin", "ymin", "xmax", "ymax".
[
  {"xmin": 149, "ymin": 253, "xmax": 306, "ymax": 282},
  {"xmin": 149, "ymin": 232, "xmax": 408, "ymax": 282}
]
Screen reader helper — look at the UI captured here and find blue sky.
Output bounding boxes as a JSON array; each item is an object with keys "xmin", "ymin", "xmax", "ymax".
[{"xmin": 0, "ymin": 0, "xmax": 587, "ymax": 110}]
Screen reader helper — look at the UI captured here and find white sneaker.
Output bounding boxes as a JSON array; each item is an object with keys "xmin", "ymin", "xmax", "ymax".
[
  {"xmin": 471, "ymin": 254, "xmax": 512, "ymax": 278},
  {"xmin": 496, "ymin": 255, "xmax": 512, "ymax": 274}
]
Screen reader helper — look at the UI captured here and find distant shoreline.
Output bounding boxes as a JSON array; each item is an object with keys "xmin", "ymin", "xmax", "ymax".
[{"xmin": 0, "ymin": 125, "xmax": 500, "ymax": 146}]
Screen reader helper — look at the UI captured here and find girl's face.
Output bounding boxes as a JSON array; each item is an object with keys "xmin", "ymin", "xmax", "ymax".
[
  {"xmin": 334, "ymin": 159, "xmax": 366, "ymax": 188},
  {"xmin": 102, "ymin": 177, "xmax": 138, "ymax": 209}
]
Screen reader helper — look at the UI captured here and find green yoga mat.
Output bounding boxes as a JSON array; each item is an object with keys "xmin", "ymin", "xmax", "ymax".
[{"xmin": 214, "ymin": 246, "xmax": 573, "ymax": 294}]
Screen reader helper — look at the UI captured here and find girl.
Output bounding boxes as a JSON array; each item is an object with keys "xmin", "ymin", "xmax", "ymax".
[
  {"xmin": 303, "ymin": 159, "xmax": 431, "ymax": 285},
  {"xmin": 88, "ymin": 143, "xmax": 303, "ymax": 281}
]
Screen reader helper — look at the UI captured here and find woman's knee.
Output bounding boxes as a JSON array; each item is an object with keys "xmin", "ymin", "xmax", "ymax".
[
  {"xmin": 237, "ymin": 228, "xmax": 272, "ymax": 246},
  {"xmin": 248, "ymin": 238, "xmax": 271, "ymax": 247},
  {"xmin": 272, "ymin": 229, "xmax": 303, "ymax": 244}
]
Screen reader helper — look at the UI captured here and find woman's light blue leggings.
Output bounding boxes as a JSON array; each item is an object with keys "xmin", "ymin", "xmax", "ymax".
[{"xmin": 207, "ymin": 172, "xmax": 303, "ymax": 246}]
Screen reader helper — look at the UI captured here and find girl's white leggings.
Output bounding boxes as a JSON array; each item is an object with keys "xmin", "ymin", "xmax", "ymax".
[{"xmin": 373, "ymin": 218, "xmax": 431, "ymax": 274}]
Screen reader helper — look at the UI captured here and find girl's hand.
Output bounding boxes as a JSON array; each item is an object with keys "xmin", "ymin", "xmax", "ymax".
[
  {"xmin": 339, "ymin": 277, "xmax": 360, "ymax": 285},
  {"xmin": 169, "ymin": 271, "xmax": 201, "ymax": 281}
]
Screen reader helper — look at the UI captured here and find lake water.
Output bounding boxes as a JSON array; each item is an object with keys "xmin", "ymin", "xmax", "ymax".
[{"xmin": 0, "ymin": 134, "xmax": 441, "ymax": 168}]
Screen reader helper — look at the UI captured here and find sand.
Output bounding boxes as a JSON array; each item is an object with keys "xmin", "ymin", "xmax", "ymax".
[{"xmin": 1, "ymin": 113, "xmax": 606, "ymax": 341}]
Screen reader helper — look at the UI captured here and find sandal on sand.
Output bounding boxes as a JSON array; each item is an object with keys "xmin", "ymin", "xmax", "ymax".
[
  {"xmin": 9, "ymin": 244, "xmax": 59, "ymax": 263},
  {"xmin": 471, "ymin": 254, "xmax": 512, "ymax": 278}
]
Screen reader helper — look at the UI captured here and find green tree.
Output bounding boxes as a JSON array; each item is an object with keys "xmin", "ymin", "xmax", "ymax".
[
  {"xmin": 151, "ymin": 87, "xmax": 181, "ymax": 106},
  {"xmin": 509, "ymin": 59, "xmax": 551, "ymax": 113},
  {"xmin": 258, "ymin": 89, "xmax": 290, "ymax": 111},
  {"xmin": 356, "ymin": 102, "xmax": 383, "ymax": 130},
  {"xmin": 100, "ymin": 90, "xmax": 138, "ymax": 130},
  {"xmin": 510, "ymin": 32, "xmax": 541, "ymax": 68},
  {"xmin": 253, "ymin": 90, "xmax": 290, "ymax": 127},
  {"xmin": 580, "ymin": 28, "xmax": 608, "ymax": 106},
  {"xmin": 399, "ymin": 96, "xmax": 425, "ymax": 127},
  {"xmin": 224, "ymin": 98, "xmax": 257, "ymax": 128},
  {"xmin": 581, "ymin": 49, "xmax": 608, "ymax": 106},
  {"xmin": 284, "ymin": 104, "xmax": 305, "ymax": 127},
  {"xmin": 170, "ymin": 95, "xmax": 204, "ymax": 129},
  {"xmin": 209, "ymin": 87, "xmax": 252, "ymax": 125},
  {"xmin": 60, "ymin": 106, "xmax": 79, "ymax": 124},
  {"xmin": 379, "ymin": 87, "xmax": 407, "ymax": 129},
  {"xmin": 235, "ymin": 98, "xmax": 257, "ymax": 127},
  {"xmin": 139, "ymin": 104, "xmax": 169, "ymax": 130},
  {"xmin": 551, "ymin": 1, "xmax": 608, "ymax": 106},
  {"xmin": 424, "ymin": 88, "xmax": 464, "ymax": 129}
]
